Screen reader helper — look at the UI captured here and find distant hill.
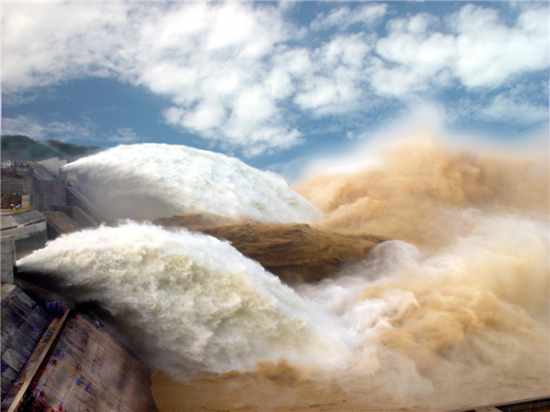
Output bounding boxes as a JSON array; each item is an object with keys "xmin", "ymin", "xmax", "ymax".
[{"xmin": 1, "ymin": 135, "xmax": 106, "ymax": 162}]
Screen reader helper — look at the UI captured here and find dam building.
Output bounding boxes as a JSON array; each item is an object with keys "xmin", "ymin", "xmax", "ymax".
[{"xmin": 1, "ymin": 157, "xmax": 158, "ymax": 411}]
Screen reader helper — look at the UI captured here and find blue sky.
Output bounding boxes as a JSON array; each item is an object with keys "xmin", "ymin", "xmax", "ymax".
[{"xmin": 2, "ymin": 1, "xmax": 548, "ymax": 179}]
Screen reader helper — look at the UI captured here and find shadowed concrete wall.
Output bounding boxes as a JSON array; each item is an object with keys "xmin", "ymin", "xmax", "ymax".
[
  {"xmin": 1, "ymin": 284, "xmax": 53, "ymax": 399},
  {"xmin": 65, "ymin": 185, "xmax": 105, "ymax": 223},
  {"xmin": 1, "ymin": 210, "xmax": 47, "ymax": 259},
  {"xmin": 18, "ymin": 313, "xmax": 158, "ymax": 412},
  {"xmin": 1, "ymin": 284, "xmax": 158, "ymax": 412},
  {"xmin": 2, "ymin": 223, "xmax": 47, "ymax": 259},
  {"xmin": 33, "ymin": 180, "xmax": 66, "ymax": 212},
  {"xmin": 1, "ymin": 236, "xmax": 15, "ymax": 283},
  {"xmin": 1, "ymin": 172, "xmax": 34, "ymax": 197},
  {"xmin": 52, "ymin": 205, "xmax": 99, "ymax": 229},
  {"xmin": 37, "ymin": 158, "xmax": 67, "ymax": 177}
]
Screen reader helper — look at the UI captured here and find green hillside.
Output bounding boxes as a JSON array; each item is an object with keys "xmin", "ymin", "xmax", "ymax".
[{"xmin": 1, "ymin": 135, "xmax": 105, "ymax": 162}]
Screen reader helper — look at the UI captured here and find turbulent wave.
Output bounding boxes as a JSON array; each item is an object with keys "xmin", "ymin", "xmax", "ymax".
[
  {"xmin": 18, "ymin": 137, "xmax": 550, "ymax": 411},
  {"xmin": 17, "ymin": 223, "xmax": 355, "ymax": 376},
  {"xmin": 62, "ymin": 143, "xmax": 321, "ymax": 223},
  {"xmin": 297, "ymin": 215, "xmax": 549, "ymax": 408}
]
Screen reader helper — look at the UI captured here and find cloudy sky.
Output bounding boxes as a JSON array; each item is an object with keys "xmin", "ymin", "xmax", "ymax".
[{"xmin": 2, "ymin": 1, "xmax": 548, "ymax": 179}]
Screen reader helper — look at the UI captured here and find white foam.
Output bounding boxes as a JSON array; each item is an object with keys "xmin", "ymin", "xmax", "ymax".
[
  {"xmin": 17, "ymin": 222, "xmax": 354, "ymax": 376},
  {"xmin": 62, "ymin": 143, "xmax": 322, "ymax": 222}
]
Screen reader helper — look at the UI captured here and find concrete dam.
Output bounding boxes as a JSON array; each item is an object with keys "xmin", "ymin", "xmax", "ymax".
[
  {"xmin": 1, "ymin": 158, "xmax": 158, "ymax": 411},
  {"xmin": 1, "ymin": 283, "xmax": 157, "ymax": 412}
]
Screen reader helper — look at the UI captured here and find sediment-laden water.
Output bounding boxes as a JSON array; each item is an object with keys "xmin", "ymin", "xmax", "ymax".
[{"xmin": 18, "ymin": 137, "xmax": 549, "ymax": 411}]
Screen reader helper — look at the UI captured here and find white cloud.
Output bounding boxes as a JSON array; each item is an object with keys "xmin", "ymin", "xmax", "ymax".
[
  {"xmin": 369, "ymin": 4, "xmax": 548, "ymax": 98},
  {"xmin": 2, "ymin": 116, "xmax": 48, "ymax": 139},
  {"xmin": 386, "ymin": 13, "xmax": 439, "ymax": 35},
  {"xmin": 451, "ymin": 4, "xmax": 549, "ymax": 88},
  {"xmin": 478, "ymin": 94, "xmax": 549, "ymax": 124},
  {"xmin": 377, "ymin": 30, "xmax": 454, "ymax": 70},
  {"xmin": 2, "ymin": 2, "xmax": 301, "ymax": 155},
  {"xmin": 2, "ymin": 2, "xmax": 548, "ymax": 155},
  {"xmin": 294, "ymin": 34, "xmax": 370, "ymax": 115},
  {"xmin": 310, "ymin": 4, "xmax": 387, "ymax": 32},
  {"xmin": 2, "ymin": 3, "xmax": 131, "ymax": 92},
  {"xmin": 206, "ymin": 5, "xmax": 259, "ymax": 50},
  {"xmin": 2, "ymin": 115, "xmax": 95, "ymax": 141},
  {"xmin": 133, "ymin": 3, "xmax": 304, "ymax": 155},
  {"xmin": 107, "ymin": 128, "xmax": 141, "ymax": 144},
  {"xmin": 321, "ymin": 34, "xmax": 371, "ymax": 68},
  {"xmin": 371, "ymin": 14, "xmax": 456, "ymax": 97},
  {"xmin": 1, "ymin": 116, "xmax": 143, "ymax": 144},
  {"xmin": 374, "ymin": 40, "xmax": 455, "ymax": 97},
  {"xmin": 294, "ymin": 70, "xmax": 360, "ymax": 115}
]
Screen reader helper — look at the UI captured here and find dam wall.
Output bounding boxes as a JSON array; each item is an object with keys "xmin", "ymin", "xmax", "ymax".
[
  {"xmin": 32, "ymin": 180, "xmax": 66, "ymax": 213},
  {"xmin": 0, "ymin": 160, "xmax": 157, "ymax": 410},
  {"xmin": 21, "ymin": 313, "xmax": 158, "ymax": 412},
  {"xmin": 52, "ymin": 205, "xmax": 98, "ymax": 229},
  {"xmin": 1, "ymin": 283, "xmax": 158, "ymax": 412},
  {"xmin": 1, "ymin": 284, "xmax": 53, "ymax": 400},
  {"xmin": 42, "ymin": 212, "xmax": 80, "ymax": 239},
  {"xmin": 1, "ymin": 236, "xmax": 15, "ymax": 283},
  {"xmin": 1, "ymin": 210, "xmax": 48, "ymax": 259},
  {"xmin": 66, "ymin": 184, "xmax": 105, "ymax": 223},
  {"xmin": 0, "ymin": 168, "xmax": 34, "ymax": 198}
]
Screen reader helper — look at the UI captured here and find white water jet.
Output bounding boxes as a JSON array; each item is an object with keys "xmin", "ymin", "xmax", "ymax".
[{"xmin": 62, "ymin": 143, "xmax": 322, "ymax": 223}]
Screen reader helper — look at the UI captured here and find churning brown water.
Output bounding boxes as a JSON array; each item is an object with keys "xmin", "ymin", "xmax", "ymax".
[
  {"xmin": 151, "ymin": 138, "xmax": 549, "ymax": 411},
  {"xmin": 18, "ymin": 137, "xmax": 549, "ymax": 412}
]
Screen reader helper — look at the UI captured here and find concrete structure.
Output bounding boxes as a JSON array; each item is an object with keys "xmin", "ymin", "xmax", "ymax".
[
  {"xmin": 1, "ymin": 158, "xmax": 158, "ymax": 411},
  {"xmin": 66, "ymin": 184, "xmax": 106, "ymax": 223},
  {"xmin": 1, "ymin": 284, "xmax": 53, "ymax": 400},
  {"xmin": 1, "ymin": 210, "xmax": 47, "ymax": 259},
  {"xmin": 0, "ymin": 167, "xmax": 34, "ymax": 199},
  {"xmin": 32, "ymin": 180, "xmax": 66, "ymax": 213},
  {"xmin": 21, "ymin": 313, "xmax": 158, "ymax": 412},
  {"xmin": 27, "ymin": 164, "xmax": 66, "ymax": 213},
  {"xmin": 37, "ymin": 157, "xmax": 67, "ymax": 177},
  {"xmin": 42, "ymin": 212, "xmax": 80, "ymax": 239},
  {"xmin": 52, "ymin": 205, "xmax": 99, "ymax": 229},
  {"xmin": 2, "ymin": 160, "xmax": 102, "ymax": 257},
  {"xmin": 1, "ymin": 156, "xmax": 159, "ymax": 410},
  {"xmin": 1, "ymin": 284, "xmax": 158, "ymax": 412},
  {"xmin": 2, "ymin": 158, "xmax": 103, "ymax": 228},
  {"xmin": 1, "ymin": 236, "xmax": 15, "ymax": 283},
  {"xmin": 14, "ymin": 278, "xmax": 74, "ymax": 316},
  {"xmin": 20, "ymin": 196, "xmax": 30, "ymax": 209}
]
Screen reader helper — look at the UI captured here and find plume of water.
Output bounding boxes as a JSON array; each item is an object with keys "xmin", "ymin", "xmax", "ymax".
[
  {"xmin": 17, "ymin": 223, "xmax": 355, "ymax": 377},
  {"xmin": 62, "ymin": 143, "xmax": 322, "ymax": 223}
]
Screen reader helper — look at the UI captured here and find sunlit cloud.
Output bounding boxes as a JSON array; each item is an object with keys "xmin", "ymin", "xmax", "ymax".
[
  {"xmin": 1, "ymin": 115, "xmax": 95, "ymax": 142},
  {"xmin": 2, "ymin": 2, "xmax": 548, "ymax": 155}
]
